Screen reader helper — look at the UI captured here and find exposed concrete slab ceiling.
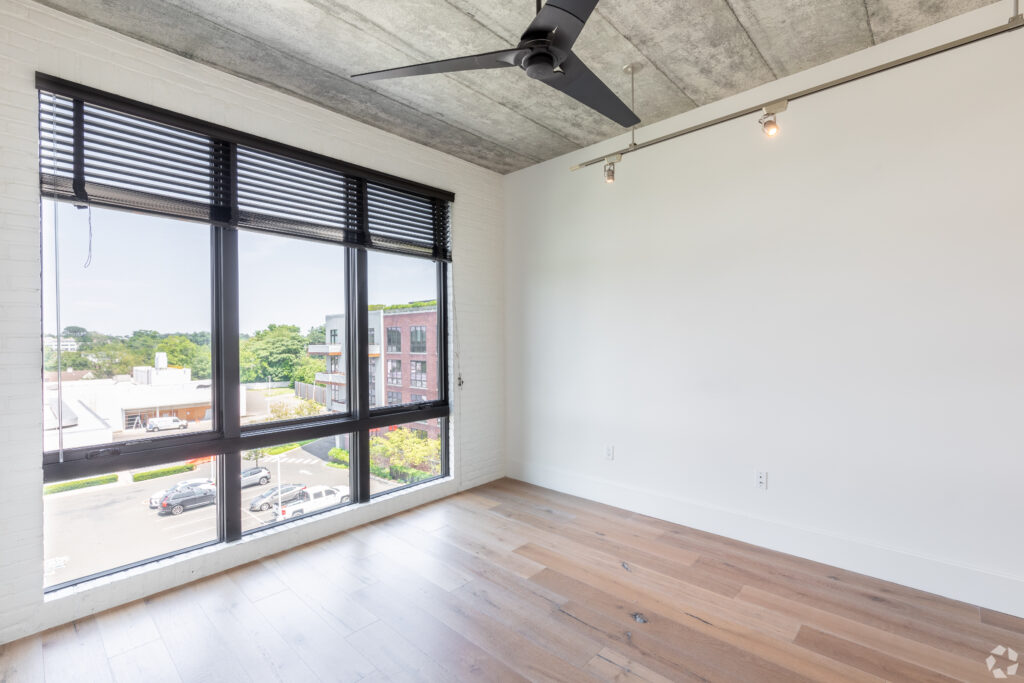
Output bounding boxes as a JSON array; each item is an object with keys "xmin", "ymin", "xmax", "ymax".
[{"xmin": 33, "ymin": 0, "xmax": 997, "ymax": 173}]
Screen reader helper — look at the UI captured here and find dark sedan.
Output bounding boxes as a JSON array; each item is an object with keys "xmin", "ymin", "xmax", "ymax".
[{"xmin": 157, "ymin": 484, "xmax": 216, "ymax": 515}]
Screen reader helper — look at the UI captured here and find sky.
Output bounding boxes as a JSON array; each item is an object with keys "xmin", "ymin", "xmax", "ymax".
[{"xmin": 42, "ymin": 202, "xmax": 437, "ymax": 338}]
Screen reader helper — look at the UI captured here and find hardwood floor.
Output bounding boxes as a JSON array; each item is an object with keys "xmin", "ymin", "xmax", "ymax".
[{"xmin": 2, "ymin": 478, "xmax": 1023, "ymax": 682}]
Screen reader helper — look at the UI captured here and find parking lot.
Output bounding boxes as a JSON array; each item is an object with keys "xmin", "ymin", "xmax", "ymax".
[{"xmin": 42, "ymin": 436, "xmax": 393, "ymax": 588}]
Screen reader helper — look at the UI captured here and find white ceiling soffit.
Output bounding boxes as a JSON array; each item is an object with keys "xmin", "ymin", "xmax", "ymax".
[{"xmin": 33, "ymin": 0, "xmax": 997, "ymax": 174}]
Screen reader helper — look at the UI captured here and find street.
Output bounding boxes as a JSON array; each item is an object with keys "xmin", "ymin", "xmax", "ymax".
[{"xmin": 42, "ymin": 436, "xmax": 393, "ymax": 588}]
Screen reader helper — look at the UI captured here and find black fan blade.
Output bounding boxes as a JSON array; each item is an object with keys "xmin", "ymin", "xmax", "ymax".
[
  {"xmin": 352, "ymin": 48, "xmax": 525, "ymax": 82},
  {"xmin": 523, "ymin": 0, "xmax": 598, "ymax": 51},
  {"xmin": 542, "ymin": 52, "xmax": 640, "ymax": 127}
]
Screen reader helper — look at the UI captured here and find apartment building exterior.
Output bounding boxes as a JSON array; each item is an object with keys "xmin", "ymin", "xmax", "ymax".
[{"xmin": 308, "ymin": 302, "xmax": 440, "ymax": 438}]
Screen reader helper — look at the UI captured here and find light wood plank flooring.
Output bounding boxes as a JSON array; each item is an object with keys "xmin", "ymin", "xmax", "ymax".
[{"xmin": 2, "ymin": 478, "xmax": 1023, "ymax": 682}]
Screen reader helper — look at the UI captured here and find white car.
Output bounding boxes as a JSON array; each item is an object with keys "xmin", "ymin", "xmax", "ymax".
[
  {"xmin": 148, "ymin": 478, "xmax": 214, "ymax": 508},
  {"xmin": 146, "ymin": 416, "xmax": 188, "ymax": 432},
  {"xmin": 273, "ymin": 485, "xmax": 348, "ymax": 520}
]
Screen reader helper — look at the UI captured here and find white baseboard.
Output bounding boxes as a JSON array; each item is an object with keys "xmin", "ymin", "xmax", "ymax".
[{"xmin": 508, "ymin": 459, "xmax": 1024, "ymax": 619}]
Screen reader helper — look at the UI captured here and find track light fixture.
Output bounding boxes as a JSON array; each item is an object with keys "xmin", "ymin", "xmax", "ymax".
[
  {"xmin": 603, "ymin": 154, "xmax": 622, "ymax": 184},
  {"xmin": 759, "ymin": 99, "xmax": 788, "ymax": 138},
  {"xmin": 759, "ymin": 112, "xmax": 779, "ymax": 137}
]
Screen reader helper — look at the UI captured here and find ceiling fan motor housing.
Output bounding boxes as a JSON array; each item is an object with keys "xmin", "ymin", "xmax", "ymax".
[{"xmin": 522, "ymin": 51, "xmax": 560, "ymax": 80}]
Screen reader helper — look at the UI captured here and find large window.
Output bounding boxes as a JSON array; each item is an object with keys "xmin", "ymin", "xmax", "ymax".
[
  {"xmin": 42, "ymin": 204, "xmax": 213, "ymax": 451},
  {"xmin": 387, "ymin": 360, "xmax": 402, "ymax": 386},
  {"xmin": 386, "ymin": 327, "xmax": 401, "ymax": 353},
  {"xmin": 367, "ymin": 251, "xmax": 441, "ymax": 405},
  {"xmin": 411, "ymin": 360, "xmax": 428, "ymax": 389},
  {"xmin": 238, "ymin": 230, "xmax": 348, "ymax": 427},
  {"xmin": 44, "ymin": 458, "xmax": 219, "ymax": 588},
  {"xmin": 239, "ymin": 434, "xmax": 352, "ymax": 534},
  {"xmin": 370, "ymin": 419, "xmax": 444, "ymax": 496},
  {"xmin": 410, "ymin": 326, "xmax": 427, "ymax": 353},
  {"xmin": 38, "ymin": 78, "xmax": 451, "ymax": 590}
]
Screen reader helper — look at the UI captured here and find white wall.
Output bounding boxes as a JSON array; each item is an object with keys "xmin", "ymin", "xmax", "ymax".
[
  {"xmin": 505, "ymin": 3, "xmax": 1024, "ymax": 617},
  {"xmin": 0, "ymin": 0, "xmax": 505, "ymax": 644}
]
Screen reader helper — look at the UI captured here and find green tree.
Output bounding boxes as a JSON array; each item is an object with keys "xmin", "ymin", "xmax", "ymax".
[
  {"xmin": 306, "ymin": 325, "xmax": 325, "ymax": 344},
  {"xmin": 157, "ymin": 335, "xmax": 198, "ymax": 368},
  {"xmin": 243, "ymin": 447, "xmax": 267, "ymax": 468},
  {"xmin": 183, "ymin": 331, "xmax": 211, "ymax": 347},
  {"xmin": 369, "ymin": 429, "xmax": 440, "ymax": 471},
  {"xmin": 157, "ymin": 334, "xmax": 212, "ymax": 380},
  {"xmin": 291, "ymin": 354, "xmax": 324, "ymax": 385},
  {"xmin": 238, "ymin": 324, "xmax": 307, "ymax": 383},
  {"xmin": 44, "ymin": 348, "xmax": 87, "ymax": 372},
  {"xmin": 62, "ymin": 325, "xmax": 88, "ymax": 339},
  {"xmin": 93, "ymin": 340, "xmax": 139, "ymax": 377}
]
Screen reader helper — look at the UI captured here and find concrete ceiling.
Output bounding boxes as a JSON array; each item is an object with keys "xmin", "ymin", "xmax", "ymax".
[{"xmin": 35, "ymin": 0, "xmax": 995, "ymax": 173}]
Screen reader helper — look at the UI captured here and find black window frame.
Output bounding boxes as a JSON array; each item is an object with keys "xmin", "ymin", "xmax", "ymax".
[
  {"xmin": 386, "ymin": 327, "xmax": 402, "ymax": 353},
  {"xmin": 36, "ymin": 74, "xmax": 453, "ymax": 591}
]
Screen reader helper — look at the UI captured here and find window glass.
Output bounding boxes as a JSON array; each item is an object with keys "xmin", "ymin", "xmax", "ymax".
[
  {"xmin": 410, "ymin": 326, "xmax": 427, "ymax": 353},
  {"xmin": 240, "ymin": 435, "xmax": 352, "ymax": 533},
  {"xmin": 238, "ymin": 230, "xmax": 348, "ymax": 425},
  {"xmin": 387, "ymin": 360, "xmax": 402, "ymax": 386},
  {"xmin": 386, "ymin": 327, "xmax": 401, "ymax": 353},
  {"xmin": 44, "ymin": 457, "xmax": 218, "ymax": 588},
  {"xmin": 39, "ymin": 86, "xmax": 452, "ymax": 590},
  {"xmin": 42, "ymin": 203, "xmax": 213, "ymax": 452},
  {"xmin": 370, "ymin": 418, "xmax": 444, "ymax": 495},
  {"xmin": 368, "ymin": 358, "xmax": 378, "ymax": 408},
  {"xmin": 367, "ymin": 252, "xmax": 440, "ymax": 408},
  {"xmin": 410, "ymin": 360, "xmax": 428, "ymax": 389}
]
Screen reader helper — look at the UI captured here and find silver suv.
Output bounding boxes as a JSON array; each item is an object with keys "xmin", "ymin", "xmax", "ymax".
[{"xmin": 241, "ymin": 467, "xmax": 271, "ymax": 488}]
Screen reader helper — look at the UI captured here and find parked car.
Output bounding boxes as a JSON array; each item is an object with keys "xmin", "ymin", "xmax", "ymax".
[
  {"xmin": 157, "ymin": 484, "xmax": 216, "ymax": 515},
  {"xmin": 146, "ymin": 416, "xmax": 188, "ymax": 432},
  {"xmin": 241, "ymin": 467, "xmax": 271, "ymax": 488},
  {"xmin": 249, "ymin": 484, "xmax": 305, "ymax": 512},
  {"xmin": 273, "ymin": 485, "xmax": 349, "ymax": 521},
  {"xmin": 149, "ymin": 478, "xmax": 214, "ymax": 508}
]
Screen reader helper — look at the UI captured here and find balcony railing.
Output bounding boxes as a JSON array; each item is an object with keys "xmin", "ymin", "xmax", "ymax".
[
  {"xmin": 315, "ymin": 372, "xmax": 346, "ymax": 384},
  {"xmin": 307, "ymin": 344, "xmax": 343, "ymax": 355}
]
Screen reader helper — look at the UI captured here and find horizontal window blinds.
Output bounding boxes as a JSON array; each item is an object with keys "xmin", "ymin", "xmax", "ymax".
[
  {"xmin": 38, "ymin": 84, "xmax": 452, "ymax": 261},
  {"xmin": 236, "ymin": 146, "xmax": 363, "ymax": 246},
  {"xmin": 367, "ymin": 182, "xmax": 451, "ymax": 260}
]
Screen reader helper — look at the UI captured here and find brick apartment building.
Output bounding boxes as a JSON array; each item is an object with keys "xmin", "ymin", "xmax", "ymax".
[{"xmin": 309, "ymin": 302, "xmax": 440, "ymax": 439}]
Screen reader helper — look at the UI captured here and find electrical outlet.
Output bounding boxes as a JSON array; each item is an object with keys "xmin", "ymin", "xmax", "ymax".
[
  {"xmin": 606, "ymin": 445, "xmax": 615, "ymax": 461},
  {"xmin": 757, "ymin": 471, "xmax": 768, "ymax": 491}
]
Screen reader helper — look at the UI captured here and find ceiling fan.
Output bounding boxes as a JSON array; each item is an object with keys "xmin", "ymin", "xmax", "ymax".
[{"xmin": 351, "ymin": 0, "xmax": 641, "ymax": 128}]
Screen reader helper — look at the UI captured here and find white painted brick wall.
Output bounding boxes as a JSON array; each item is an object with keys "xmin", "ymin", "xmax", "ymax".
[{"xmin": 0, "ymin": 0, "xmax": 506, "ymax": 644}]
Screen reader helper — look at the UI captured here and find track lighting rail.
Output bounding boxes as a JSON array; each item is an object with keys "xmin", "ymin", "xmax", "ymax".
[{"xmin": 570, "ymin": 12, "xmax": 1024, "ymax": 172}]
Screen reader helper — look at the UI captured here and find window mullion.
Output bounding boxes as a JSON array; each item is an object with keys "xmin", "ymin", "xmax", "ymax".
[
  {"xmin": 351, "ymin": 245, "xmax": 371, "ymax": 503},
  {"xmin": 214, "ymin": 140, "xmax": 241, "ymax": 542}
]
